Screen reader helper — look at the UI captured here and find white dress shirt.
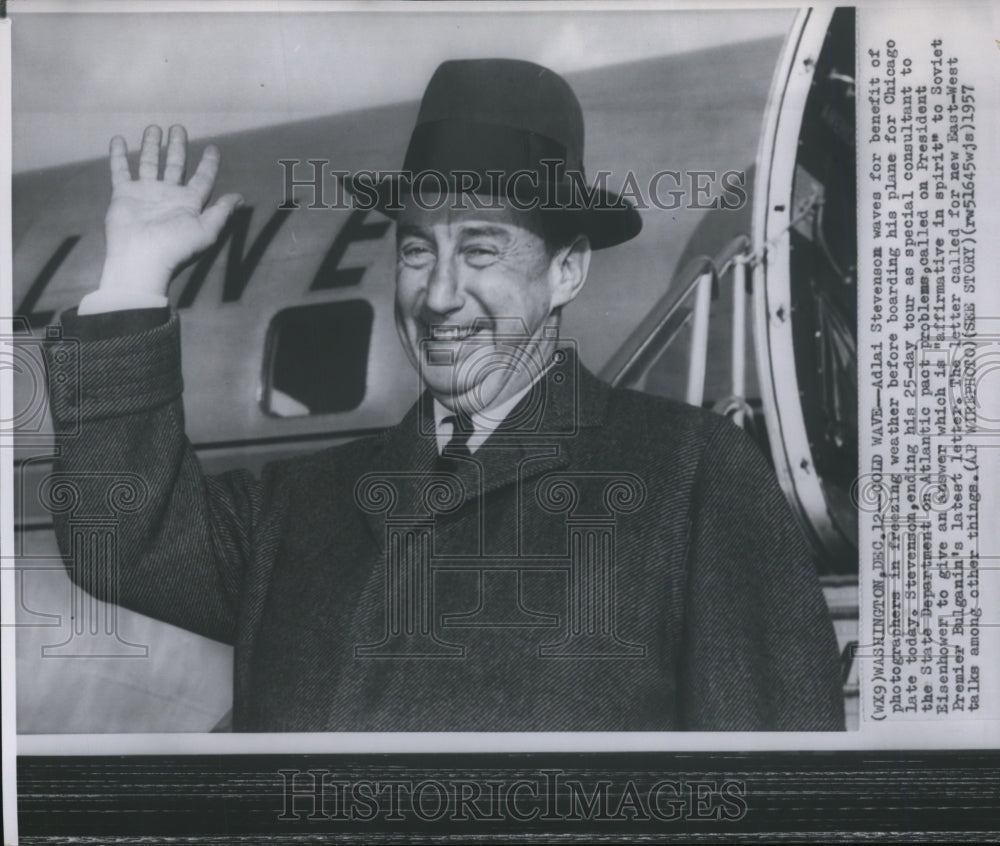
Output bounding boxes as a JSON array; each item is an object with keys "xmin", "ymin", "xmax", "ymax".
[{"xmin": 432, "ymin": 374, "xmax": 545, "ymax": 456}]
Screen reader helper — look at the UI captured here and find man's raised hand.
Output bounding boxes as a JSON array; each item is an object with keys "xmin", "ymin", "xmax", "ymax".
[{"xmin": 98, "ymin": 125, "xmax": 244, "ymax": 298}]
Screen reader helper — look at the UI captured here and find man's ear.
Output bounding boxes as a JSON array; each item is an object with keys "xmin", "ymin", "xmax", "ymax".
[{"xmin": 549, "ymin": 234, "xmax": 592, "ymax": 310}]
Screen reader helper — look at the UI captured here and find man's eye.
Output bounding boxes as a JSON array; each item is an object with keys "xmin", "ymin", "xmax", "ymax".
[
  {"xmin": 462, "ymin": 245, "xmax": 498, "ymax": 266},
  {"xmin": 399, "ymin": 244, "xmax": 434, "ymax": 266}
]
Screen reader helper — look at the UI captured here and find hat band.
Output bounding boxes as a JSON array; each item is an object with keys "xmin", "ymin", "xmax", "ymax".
[{"xmin": 402, "ymin": 119, "xmax": 581, "ymax": 182}]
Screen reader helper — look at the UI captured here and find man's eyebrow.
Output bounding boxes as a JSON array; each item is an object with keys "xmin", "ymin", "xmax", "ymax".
[
  {"xmin": 456, "ymin": 224, "xmax": 514, "ymax": 242},
  {"xmin": 396, "ymin": 222, "xmax": 516, "ymax": 242},
  {"xmin": 396, "ymin": 224, "xmax": 431, "ymax": 241}
]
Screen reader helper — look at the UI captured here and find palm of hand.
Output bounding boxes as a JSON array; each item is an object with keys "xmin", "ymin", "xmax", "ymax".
[
  {"xmin": 99, "ymin": 125, "xmax": 243, "ymax": 297},
  {"xmin": 105, "ymin": 179, "xmax": 219, "ymax": 269}
]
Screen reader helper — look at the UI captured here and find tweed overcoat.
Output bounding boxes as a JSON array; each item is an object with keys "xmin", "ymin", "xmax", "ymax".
[{"xmin": 45, "ymin": 308, "xmax": 845, "ymax": 731}]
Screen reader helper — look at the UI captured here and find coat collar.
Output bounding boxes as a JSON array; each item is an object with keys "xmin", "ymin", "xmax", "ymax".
[{"xmin": 359, "ymin": 345, "xmax": 610, "ymax": 547}]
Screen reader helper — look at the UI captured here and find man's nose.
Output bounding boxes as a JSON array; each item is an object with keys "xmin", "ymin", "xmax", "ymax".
[{"xmin": 424, "ymin": 255, "xmax": 465, "ymax": 315}]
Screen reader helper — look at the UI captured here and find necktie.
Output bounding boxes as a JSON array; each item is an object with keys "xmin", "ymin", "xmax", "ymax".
[{"xmin": 440, "ymin": 412, "xmax": 475, "ymax": 459}]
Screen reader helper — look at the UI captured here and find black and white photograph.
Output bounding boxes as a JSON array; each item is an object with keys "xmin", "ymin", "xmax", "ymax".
[{"xmin": 2, "ymin": 1, "xmax": 999, "ymax": 841}]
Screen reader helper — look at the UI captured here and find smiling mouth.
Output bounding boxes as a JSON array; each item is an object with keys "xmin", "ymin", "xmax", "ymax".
[{"xmin": 428, "ymin": 323, "xmax": 491, "ymax": 342}]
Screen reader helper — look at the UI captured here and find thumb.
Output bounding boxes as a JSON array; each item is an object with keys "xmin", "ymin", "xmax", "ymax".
[{"xmin": 199, "ymin": 193, "xmax": 245, "ymax": 241}]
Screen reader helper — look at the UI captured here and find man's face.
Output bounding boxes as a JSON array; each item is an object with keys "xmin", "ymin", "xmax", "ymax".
[{"xmin": 394, "ymin": 199, "xmax": 587, "ymax": 415}]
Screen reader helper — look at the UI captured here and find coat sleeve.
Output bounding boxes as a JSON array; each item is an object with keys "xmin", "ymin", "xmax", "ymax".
[
  {"xmin": 43, "ymin": 309, "xmax": 263, "ymax": 644},
  {"xmin": 677, "ymin": 417, "xmax": 846, "ymax": 730}
]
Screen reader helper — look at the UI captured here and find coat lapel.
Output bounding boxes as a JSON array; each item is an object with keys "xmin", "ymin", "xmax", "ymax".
[{"xmin": 358, "ymin": 397, "xmax": 438, "ymax": 551}]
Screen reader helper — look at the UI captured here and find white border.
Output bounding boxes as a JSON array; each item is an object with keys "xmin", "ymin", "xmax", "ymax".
[
  {"xmin": 1, "ymin": 15, "xmax": 18, "ymax": 845},
  {"xmin": 14, "ymin": 722, "xmax": 1000, "ymax": 755},
  {"xmin": 4, "ymin": 0, "xmax": 966, "ymax": 13},
  {"xmin": 4, "ymin": 0, "xmax": 844, "ymax": 756}
]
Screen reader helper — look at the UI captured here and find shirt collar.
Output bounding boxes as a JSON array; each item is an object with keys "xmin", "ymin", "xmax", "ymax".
[{"xmin": 432, "ymin": 372, "xmax": 544, "ymax": 455}]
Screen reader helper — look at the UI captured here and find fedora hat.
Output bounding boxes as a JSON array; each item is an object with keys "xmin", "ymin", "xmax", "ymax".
[{"xmin": 345, "ymin": 58, "xmax": 642, "ymax": 249}]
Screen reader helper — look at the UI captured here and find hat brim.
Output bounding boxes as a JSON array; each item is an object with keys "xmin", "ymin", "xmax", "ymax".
[{"xmin": 342, "ymin": 174, "xmax": 642, "ymax": 250}]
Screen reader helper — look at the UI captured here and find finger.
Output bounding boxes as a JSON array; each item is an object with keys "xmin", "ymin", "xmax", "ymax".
[
  {"xmin": 162, "ymin": 125, "xmax": 187, "ymax": 184},
  {"xmin": 138, "ymin": 125, "xmax": 162, "ymax": 181},
  {"xmin": 199, "ymin": 193, "xmax": 244, "ymax": 242},
  {"xmin": 187, "ymin": 143, "xmax": 221, "ymax": 205},
  {"xmin": 109, "ymin": 135, "xmax": 131, "ymax": 188}
]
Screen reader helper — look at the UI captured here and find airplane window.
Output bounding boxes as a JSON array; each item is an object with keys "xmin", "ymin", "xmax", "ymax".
[{"xmin": 263, "ymin": 300, "xmax": 373, "ymax": 417}]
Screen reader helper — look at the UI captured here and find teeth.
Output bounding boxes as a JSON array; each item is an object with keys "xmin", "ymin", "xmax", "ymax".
[{"xmin": 431, "ymin": 325, "xmax": 476, "ymax": 341}]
